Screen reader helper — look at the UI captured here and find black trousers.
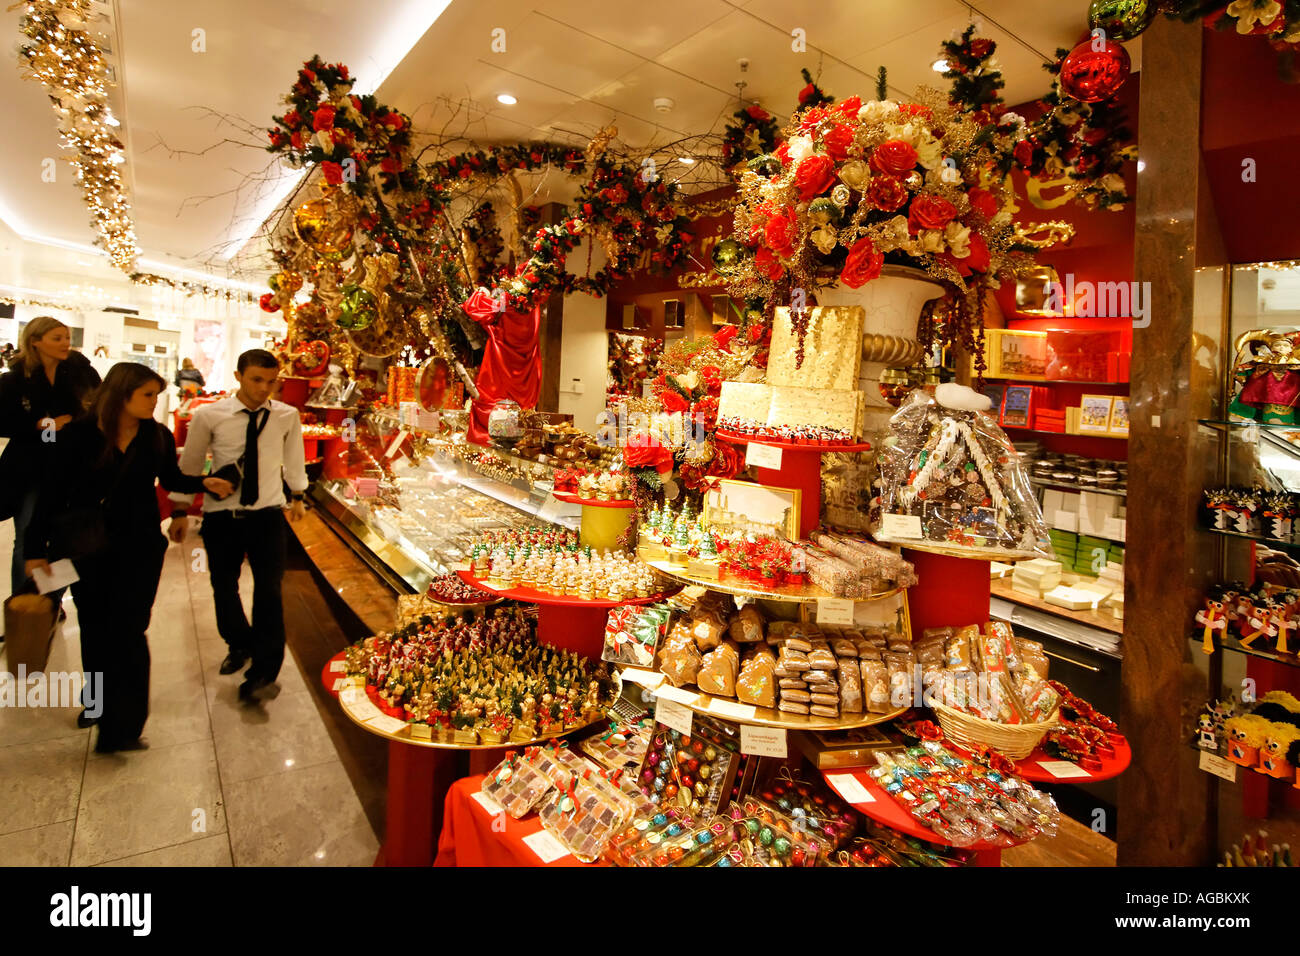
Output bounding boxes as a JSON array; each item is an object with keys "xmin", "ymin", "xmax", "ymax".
[
  {"xmin": 72, "ymin": 535, "xmax": 167, "ymax": 748},
  {"xmin": 199, "ymin": 509, "xmax": 287, "ymax": 683}
]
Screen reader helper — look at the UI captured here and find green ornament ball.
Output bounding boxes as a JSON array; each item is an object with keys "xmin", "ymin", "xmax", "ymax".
[
  {"xmin": 1087, "ymin": 0, "xmax": 1155, "ymax": 42},
  {"xmin": 337, "ymin": 285, "xmax": 376, "ymax": 331},
  {"xmin": 711, "ymin": 238, "xmax": 746, "ymax": 275}
]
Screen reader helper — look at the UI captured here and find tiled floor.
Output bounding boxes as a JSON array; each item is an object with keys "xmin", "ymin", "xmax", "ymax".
[{"xmin": 0, "ymin": 515, "xmax": 379, "ymax": 866}]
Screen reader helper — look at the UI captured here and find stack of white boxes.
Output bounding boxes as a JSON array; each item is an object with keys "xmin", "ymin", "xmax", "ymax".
[{"xmin": 1042, "ymin": 488, "xmax": 1126, "ymax": 541}]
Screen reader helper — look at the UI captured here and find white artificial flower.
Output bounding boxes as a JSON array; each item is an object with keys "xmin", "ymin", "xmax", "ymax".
[
  {"xmin": 999, "ymin": 112, "xmax": 1024, "ymax": 127},
  {"xmin": 788, "ymin": 135, "xmax": 814, "ymax": 164},
  {"xmin": 1227, "ymin": 0, "xmax": 1281, "ymax": 32},
  {"xmin": 677, "ymin": 370, "xmax": 700, "ymax": 392},
  {"xmin": 858, "ymin": 100, "xmax": 898, "ymax": 126},
  {"xmin": 315, "ymin": 129, "xmax": 335, "ymax": 152},
  {"xmin": 811, "ymin": 227, "xmax": 838, "ymax": 255},
  {"xmin": 917, "ymin": 229, "xmax": 946, "ymax": 254},
  {"xmin": 944, "ymin": 221, "xmax": 971, "ymax": 258},
  {"xmin": 1100, "ymin": 172, "xmax": 1126, "ymax": 193},
  {"xmin": 838, "ymin": 159, "xmax": 870, "ymax": 191},
  {"xmin": 914, "ymin": 134, "xmax": 944, "ymax": 169}
]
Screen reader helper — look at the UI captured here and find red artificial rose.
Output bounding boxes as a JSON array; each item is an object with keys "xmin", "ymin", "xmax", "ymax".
[
  {"xmin": 821, "ymin": 123, "xmax": 854, "ymax": 161},
  {"xmin": 869, "ymin": 139, "xmax": 919, "ymax": 176},
  {"xmin": 301, "ymin": 68, "xmax": 317, "ymax": 84},
  {"xmin": 835, "ymin": 95, "xmax": 862, "ymax": 118},
  {"xmin": 840, "ymin": 237, "xmax": 884, "ymax": 289},
  {"xmin": 290, "ymin": 130, "xmax": 305, "ymax": 150},
  {"xmin": 969, "ymin": 38, "xmax": 994, "ymax": 59},
  {"xmin": 745, "ymin": 105, "xmax": 771, "ymax": 122},
  {"xmin": 268, "ymin": 130, "xmax": 286, "ymax": 147},
  {"xmin": 659, "ymin": 390, "xmax": 689, "ymax": 413},
  {"xmin": 798, "ymin": 82, "xmax": 816, "ymax": 104},
  {"xmin": 1013, "ymin": 138, "xmax": 1035, "ymax": 167},
  {"xmin": 712, "ymin": 325, "xmax": 738, "ymax": 350},
  {"xmin": 942, "ymin": 233, "xmax": 991, "ymax": 276},
  {"xmin": 282, "ymin": 110, "xmax": 301, "ymax": 127},
  {"xmin": 707, "ymin": 440, "xmax": 743, "ymax": 479},
  {"xmin": 897, "ymin": 104, "xmax": 933, "ymax": 120},
  {"xmin": 798, "ymin": 106, "xmax": 828, "ymax": 133},
  {"xmin": 624, "ymin": 443, "xmax": 674, "ymax": 473},
  {"xmin": 754, "ymin": 246, "xmax": 784, "ymax": 281},
  {"xmin": 338, "ymin": 64, "xmax": 349, "ymax": 80},
  {"xmin": 380, "ymin": 157, "xmax": 403, "ymax": 174},
  {"xmin": 383, "ymin": 113, "xmax": 406, "ymax": 130},
  {"xmin": 908, "ymin": 194, "xmax": 958, "ymax": 234},
  {"xmin": 321, "ymin": 161, "xmax": 344, "ymax": 185},
  {"xmin": 865, "ymin": 174, "xmax": 908, "ymax": 212},
  {"xmin": 794, "ymin": 154, "xmax": 836, "ymax": 201},
  {"xmin": 763, "ymin": 206, "xmax": 799, "ymax": 257},
  {"xmin": 312, "ymin": 105, "xmax": 336, "ymax": 131},
  {"xmin": 968, "ymin": 186, "xmax": 997, "ymax": 219},
  {"xmin": 747, "ymin": 323, "xmax": 767, "ymax": 344},
  {"xmin": 775, "ymin": 142, "xmax": 792, "ymax": 166}
]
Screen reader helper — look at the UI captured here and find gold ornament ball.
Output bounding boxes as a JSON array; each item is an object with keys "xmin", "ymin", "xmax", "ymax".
[
  {"xmin": 293, "ymin": 198, "xmax": 354, "ymax": 259},
  {"xmin": 904, "ymin": 171, "xmax": 924, "ymax": 189}
]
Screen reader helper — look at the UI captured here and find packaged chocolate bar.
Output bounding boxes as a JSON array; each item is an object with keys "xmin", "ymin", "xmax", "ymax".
[
  {"xmin": 1015, "ymin": 637, "xmax": 1049, "ymax": 679},
  {"xmin": 885, "ymin": 651, "xmax": 915, "ymax": 708},
  {"xmin": 808, "ymin": 647, "xmax": 838, "ymax": 670},
  {"xmin": 480, "ymin": 751, "xmax": 555, "ymax": 818},
  {"xmin": 944, "ymin": 625, "xmax": 978, "ymax": 671},
  {"xmin": 779, "ymin": 677, "xmax": 807, "ymax": 689},
  {"xmin": 539, "ymin": 769, "xmax": 635, "ymax": 863},
  {"xmin": 863, "ymin": 660, "xmax": 890, "ymax": 713}
]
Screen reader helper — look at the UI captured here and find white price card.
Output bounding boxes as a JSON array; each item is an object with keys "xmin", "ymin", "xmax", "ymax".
[
  {"xmin": 654, "ymin": 684, "xmax": 699, "ymax": 707},
  {"xmin": 32, "ymin": 559, "xmax": 78, "ymax": 594},
  {"xmin": 740, "ymin": 725, "xmax": 787, "ymax": 757},
  {"xmin": 880, "ymin": 513, "xmax": 923, "ymax": 539},
  {"xmin": 409, "ymin": 723, "xmax": 432, "ymax": 740},
  {"xmin": 654, "ymin": 697, "xmax": 694, "ymax": 737},
  {"xmin": 1199, "ymin": 750, "xmax": 1238, "ymax": 782},
  {"xmin": 618, "ymin": 668, "xmax": 664, "ymax": 689},
  {"xmin": 745, "ymin": 441, "xmax": 783, "ymax": 470},
  {"xmin": 384, "ymin": 429, "xmax": 411, "ymax": 460},
  {"xmin": 816, "ymin": 598, "xmax": 855, "ymax": 626},
  {"xmin": 329, "ymin": 660, "xmax": 347, "ymax": 673},
  {"xmin": 339, "ymin": 687, "xmax": 366, "ymax": 707},
  {"xmin": 1036, "ymin": 760, "xmax": 1092, "ymax": 779},
  {"xmin": 331, "ymin": 678, "xmax": 348, "ymax": 692},
  {"xmin": 522, "ymin": 829, "xmax": 571, "ymax": 864},
  {"xmin": 470, "ymin": 791, "xmax": 504, "ymax": 817},
  {"xmin": 365, "ymin": 713, "xmax": 410, "ymax": 735},
  {"xmin": 709, "ymin": 699, "xmax": 757, "ymax": 722},
  {"xmin": 825, "ymin": 772, "xmax": 874, "ymax": 805}
]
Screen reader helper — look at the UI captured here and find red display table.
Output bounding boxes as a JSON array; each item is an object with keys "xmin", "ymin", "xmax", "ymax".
[
  {"xmin": 1013, "ymin": 734, "xmax": 1131, "ymax": 784},
  {"xmin": 454, "ymin": 569, "xmax": 679, "ymax": 658},
  {"xmin": 435, "ymin": 775, "xmax": 602, "ymax": 867},
  {"xmin": 715, "ymin": 430, "xmax": 870, "ymax": 537},
  {"xmin": 902, "ymin": 547, "xmax": 992, "ymax": 635}
]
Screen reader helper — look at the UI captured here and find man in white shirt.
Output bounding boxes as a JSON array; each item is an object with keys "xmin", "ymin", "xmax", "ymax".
[{"xmin": 168, "ymin": 349, "xmax": 308, "ymax": 703}]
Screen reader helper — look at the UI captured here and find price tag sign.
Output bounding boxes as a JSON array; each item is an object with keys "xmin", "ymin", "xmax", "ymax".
[
  {"xmin": 1036, "ymin": 760, "xmax": 1092, "ymax": 779},
  {"xmin": 331, "ymin": 678, "xmax": 348, "ymax": 692},
  {"xmin": 746, "ymin": 441, "xmax": 783, "ymax": 470},
  {"xmin": 880, "ymin": 513, "xmax": 923, "ymax": 539},
  {"xmin": 825, "ymin": 772, "xmax": 874, "ymax": 804},
  {"xmin": 365, "ymin": 713, "xmax": 409, "ymax": 735},
  {"xmin": 522, "ymin": 829, "xmax": 571, "ymax": 863},
  {"xmin": 328, "ymin": 660, "xmax": 347, "ymax": 673},
  {"xmin": 709, "ymin": 699, "xmax": 757, "ymax": 722},
  {"xmin": 470, "ymin": 791, "xmax": 504, "ymax": 817},
  {"xmin": 654, "ymin": 697, "xmax": 694, "ymax": 737},
  {"xmin": 339, "ymin": 687, "xmax": 366, "ymax": 707},
  {"xmin": 654, "ymin": 684, "xmax": 699, "ymax": 707},
  {"xmin": 740, "ymin": 725, "xmax": 787, "ymax": 757},
  {"xmin": 409, "ymin": 723, "xmax": 433, "ymax": 740},
  {"xmin": 816, "ymin": 598, "xmax": 855, "ymax": 626},
  {"xmin": 1199, "ymin": 750, "xmax": 1237, "ymax": 782},
  {"xmin": 619, "ymin": 668, "xmax": 664, "ymax": 690}
]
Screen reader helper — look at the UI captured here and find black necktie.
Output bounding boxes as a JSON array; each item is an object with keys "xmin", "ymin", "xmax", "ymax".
[{"xmin": 240, "ymin": 408, "xmax": 265, "ymax": 506}]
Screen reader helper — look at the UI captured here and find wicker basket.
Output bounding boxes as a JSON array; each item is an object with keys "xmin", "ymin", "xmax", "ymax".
[{"xmin": 933, "ymin": 705, "xmax": 1058, "ymax": 760}]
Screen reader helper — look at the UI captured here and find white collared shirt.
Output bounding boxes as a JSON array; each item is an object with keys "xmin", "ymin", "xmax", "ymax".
[{"xmin": 170, "ymin": 396, "xmax": 308, "ymax": 512}]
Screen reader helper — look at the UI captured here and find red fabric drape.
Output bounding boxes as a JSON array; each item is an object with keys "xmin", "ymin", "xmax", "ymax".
[{"xmin": 462, "ymin": 288, "xmax": 541, "ymax": 444}]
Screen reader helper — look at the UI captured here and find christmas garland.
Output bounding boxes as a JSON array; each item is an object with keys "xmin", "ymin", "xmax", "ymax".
[
  {"xmin": 720, "ymin": 104, "xmax": 781, "ymax": 172},
  {"xmin": 1163, "ymin": 1, "xmax": 1300, "ymax": 81}
]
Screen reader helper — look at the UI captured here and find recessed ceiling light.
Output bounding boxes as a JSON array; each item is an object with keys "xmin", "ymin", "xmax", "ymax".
[
  {"xmin": 678, "ymin": 157, "xmax": 695, "ymax": 165},
  {"xmin": 497, "ymin": 93, "xmax": 517, "ymax": 105},
  {"xmin": 931, "ymin": 58, "xmax": 949, "ymax": 73}
]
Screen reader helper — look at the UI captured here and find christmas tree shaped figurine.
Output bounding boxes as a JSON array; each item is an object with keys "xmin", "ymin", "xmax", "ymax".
[
  {"xmin": 669, "ymin": 515, "xmax": 693, "ymax": 567},
  {"xmin": 688, "ymin": 528, "xmax": 721, "ymax": 580}
]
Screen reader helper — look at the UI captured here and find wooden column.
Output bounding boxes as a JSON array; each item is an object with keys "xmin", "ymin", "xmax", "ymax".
[
  {"xmin": 1118, "ymin": 19, "xmax": 1223, "ymax": 865},
  {"xmin": 537, "ymin": 203, "xmax": 566, "ymax": 413}
]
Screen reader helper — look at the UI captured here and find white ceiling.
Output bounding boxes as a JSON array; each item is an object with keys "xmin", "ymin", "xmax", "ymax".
[{"xmin": 0, "ymin": 0, "xmax": 1135, "ymax": 301}]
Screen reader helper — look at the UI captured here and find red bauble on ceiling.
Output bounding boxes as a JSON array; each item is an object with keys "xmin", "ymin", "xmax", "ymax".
[
  {"xmin": 1060, "ymin": 37, "xmax": 1132, "ymax": 103},
  {"xmin": 259, "ymin": 292, "xmax": 280, "ymax": 313}
]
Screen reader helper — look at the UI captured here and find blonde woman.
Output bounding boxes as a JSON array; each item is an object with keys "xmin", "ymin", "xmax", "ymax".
[{"xmin": 0, "ymin": 316, "xmax": 100, "ymax": 600}]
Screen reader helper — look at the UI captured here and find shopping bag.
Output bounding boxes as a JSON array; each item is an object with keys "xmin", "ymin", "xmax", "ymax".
[{"xmin": 3, "ymin": 593, "xmax": 57, "ymax": 672}]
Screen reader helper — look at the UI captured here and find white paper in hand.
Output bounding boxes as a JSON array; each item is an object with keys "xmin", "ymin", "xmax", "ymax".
[{"xmin": 32, "ymin": 559, "xmax": 79, "ymax": 594}]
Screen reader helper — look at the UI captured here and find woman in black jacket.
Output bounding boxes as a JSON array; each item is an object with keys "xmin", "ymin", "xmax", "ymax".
[
  {"xmin": 0, "ymin": 316, "xmax": 101, "ymax": 598},
  {"xmin": 25, "ymin": 363, "xmax": 233, "ymax": 752}
]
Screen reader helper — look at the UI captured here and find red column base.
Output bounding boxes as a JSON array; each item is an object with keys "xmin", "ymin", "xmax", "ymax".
[
  {"xmin": 536, "ymin": 603, "xmax": 609, "ymax": 659},
  {"xmin": 903, "ymin": 548, "xmax": 991, "ymax": 635},
  {"xmin": 377, "ymin": 741, "xmax": 459, "ymax": 867},
  {"xmin": 753, "ymin": 447, "xmax": 824, "ymax": 538}
]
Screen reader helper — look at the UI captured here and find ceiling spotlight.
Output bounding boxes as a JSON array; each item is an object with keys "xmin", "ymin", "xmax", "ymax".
[
  {"xmin": 931, "ymin": 58, "xmax": 949, "ymax": 73},
  {"xmin": 496, "ymin": 93, "xmax": 517, "ymax": 105},
  {"xmin": 678, "ymin": 156, "xmax": 695, "ymax": 165}
]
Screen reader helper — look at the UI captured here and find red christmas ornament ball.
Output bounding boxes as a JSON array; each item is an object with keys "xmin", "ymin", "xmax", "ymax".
[
  {"xmin": 1059, "ymin": 38, "xmax": 1131, "ymax": 103},
  {"xmin": 259, "ymin": 292, "xmax": 280, "ymax": 313}
]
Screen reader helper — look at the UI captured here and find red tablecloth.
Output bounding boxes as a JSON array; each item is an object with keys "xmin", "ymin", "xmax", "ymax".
[{"xmin": 435, "ymin": 775, "xmax": 602, "ymax": 868}]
